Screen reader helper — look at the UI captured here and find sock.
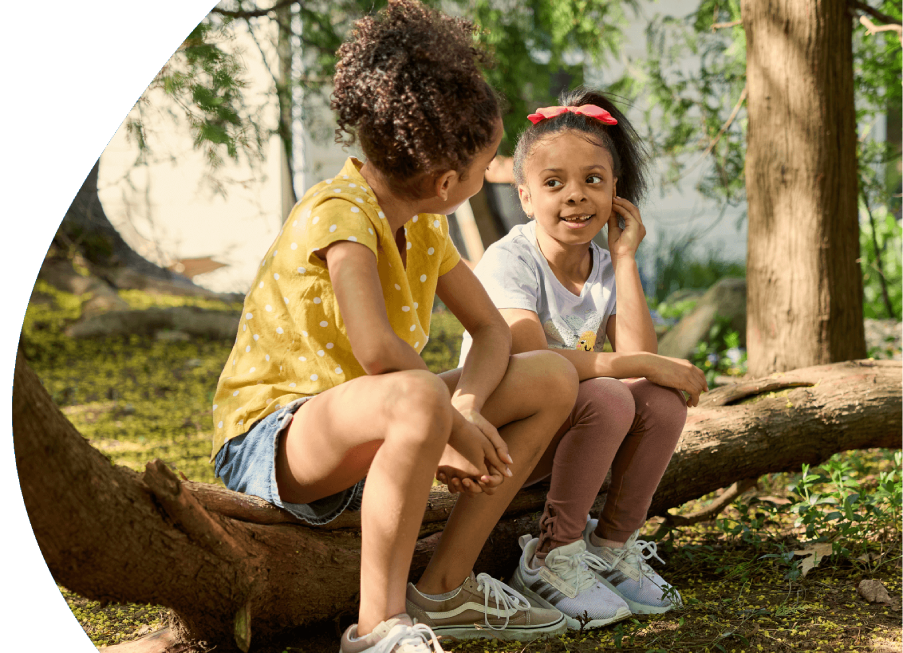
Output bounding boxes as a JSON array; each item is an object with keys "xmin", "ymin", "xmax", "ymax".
[
  {"xmin": 416, "ymin": 582, "xmax": 462, "ymax": 601},
  {"xmin": 590, "ymin": 530, "xmax": 625, "ymax": 549}
]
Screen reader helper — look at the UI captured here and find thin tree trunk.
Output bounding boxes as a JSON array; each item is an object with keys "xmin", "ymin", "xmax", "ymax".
[
  {"xmin": 742, "ymin": 0, "xmax": 865, "ymax": 377},
  {"xmin": 14, "ymin": 351, "xmax": 900, "ymax": 652}
]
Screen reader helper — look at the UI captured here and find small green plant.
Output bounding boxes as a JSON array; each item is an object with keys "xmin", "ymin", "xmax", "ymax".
[
  {"xmin": 690, "ymin": 315, "xmax": 747, "ymax": 386},
  {"xmin": 789, "ymin": 452, "xmax": 902, "ymax": 560}
]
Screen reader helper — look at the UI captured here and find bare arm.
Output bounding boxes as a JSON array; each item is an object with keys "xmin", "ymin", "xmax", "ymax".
[
  {"xmin": 503, "ymin": 308, "xmax": 707, "ymax": 406},
  {"xmin": 324, "ymin": 241, "xmax": 428, "ymax": 375},
  {"xmin": 437, "ymin": 259, "xmax": 512, "ymax": 414},
  {"xmin": 606, "ymin": 197, "xmax": 657, "ymax": 353}
]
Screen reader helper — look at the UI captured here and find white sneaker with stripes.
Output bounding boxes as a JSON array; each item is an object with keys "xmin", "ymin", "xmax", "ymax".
[
  {"xmin": 509, "ymin": 535, "xmax": 631, "ymax": 630},
  {"xmin": 583, "ymin": 518, "xmax": 682, "ymax": 614}
]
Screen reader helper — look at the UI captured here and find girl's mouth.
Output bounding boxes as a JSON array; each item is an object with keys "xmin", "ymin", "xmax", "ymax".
[{"xmin": 559, "ymin": 214, "xmax": 593, "ymax": 224}]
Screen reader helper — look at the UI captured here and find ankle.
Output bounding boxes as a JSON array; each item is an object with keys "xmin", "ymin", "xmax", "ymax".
[
  {"xmin": 590, "ymin": 530, "xmax": 626, "ymax": 549},
  {"xmin": 415, "ymin": 574, "xmax": 466, "ymax": 597}
]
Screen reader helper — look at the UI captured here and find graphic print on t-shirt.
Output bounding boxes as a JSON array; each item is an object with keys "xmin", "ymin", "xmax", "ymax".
[{"xmin": 543, "ymin": 311, "xmax": 605, "ymax": 351}]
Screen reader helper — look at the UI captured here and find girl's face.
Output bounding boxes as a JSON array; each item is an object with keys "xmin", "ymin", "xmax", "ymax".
[{"xmin": 518, "ymin": 131, "xmax": 617, "ymax": 247}]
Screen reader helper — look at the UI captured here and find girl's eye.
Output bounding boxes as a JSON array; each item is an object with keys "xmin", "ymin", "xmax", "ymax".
[
  {"xmin": 587, "ymin": 175, "xmax": 602, "ymax": 184},
  {"xmin": 545, "ymin": 179, "xmax": 562, "ymax": 188}
]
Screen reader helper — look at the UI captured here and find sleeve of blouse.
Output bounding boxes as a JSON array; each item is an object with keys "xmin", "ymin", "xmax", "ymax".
[{"xmin": 303, "ymin": 199, "xmax": 379, "ymax": 265}]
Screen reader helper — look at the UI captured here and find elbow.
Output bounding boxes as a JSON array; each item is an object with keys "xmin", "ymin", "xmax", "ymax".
[{"xmin": 353, "ymin": 333, "xmax": 402, "ymax": 376}]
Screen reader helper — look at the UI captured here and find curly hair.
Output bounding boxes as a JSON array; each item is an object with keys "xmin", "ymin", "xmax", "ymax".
[
  {"xmin": 332, "ymin": 0, "xmax": 500, "ymax": 199},
  {"xmin": 512, "ymin": 88, "xmax": 649, "ymax": 206}
]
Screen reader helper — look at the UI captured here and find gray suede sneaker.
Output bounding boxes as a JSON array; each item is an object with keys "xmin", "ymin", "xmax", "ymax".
[{"xmin": 406, "ymin": 572, "xmax": 567, "ymax": 641}]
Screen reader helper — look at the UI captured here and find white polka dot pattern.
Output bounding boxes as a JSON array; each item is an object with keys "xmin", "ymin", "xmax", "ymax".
[{"xmin": 212, "ymin": 157, "xmax": 461, "ymax": 458}]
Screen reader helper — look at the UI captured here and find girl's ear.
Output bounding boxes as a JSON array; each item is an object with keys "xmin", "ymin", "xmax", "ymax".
[
  {"xmin": 434, "ymin": 170, "xmax": 456, "ymax": 202},
  {"xmin": 517, "ymin": 185, "xmax": 534, "ymax": 218},
  {"xmin": 612, "ymin": 178, "xmax": 618, "ymax": 198}
]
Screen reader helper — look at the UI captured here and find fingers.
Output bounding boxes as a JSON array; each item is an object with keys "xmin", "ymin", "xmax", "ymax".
[
  {"xmin": 468, "ymin": 411, "xmax": 513, "ymax": 478},
  {"xmin": 612, "ymin": 196, "xmax": 643, "ymax": 226}
]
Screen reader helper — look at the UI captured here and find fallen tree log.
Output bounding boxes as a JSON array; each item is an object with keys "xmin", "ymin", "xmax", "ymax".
[
  {"xmin": 13, "ymin": 354, "xmax": 900, "ymax": 652},
  {"xmin": 65, "ymin": 306, "xmax": 241, "ymax": 340}
]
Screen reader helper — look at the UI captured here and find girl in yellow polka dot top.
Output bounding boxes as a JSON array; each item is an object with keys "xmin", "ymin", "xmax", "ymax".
[{"xmin": 212, "ymin": 2, "xmax": 577, "ymax": 651}]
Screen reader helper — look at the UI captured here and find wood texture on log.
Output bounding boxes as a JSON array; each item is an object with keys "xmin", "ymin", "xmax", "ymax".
[
  {"xmin": 14, "ymin": 353, "xmax": 900, "ymax": 651},
  {"xmin": 741, "ymin": 0, "xmax": 865, "ymax": 376}
]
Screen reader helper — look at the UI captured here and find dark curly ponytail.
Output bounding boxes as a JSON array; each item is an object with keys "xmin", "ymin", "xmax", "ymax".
[
  {"xmin": 513, "ymin": 88, "xmax": 649, "ymax": 205},
  {"xmin": 332, "ymin": 0, "xmax": 501, "ymax": 199}
]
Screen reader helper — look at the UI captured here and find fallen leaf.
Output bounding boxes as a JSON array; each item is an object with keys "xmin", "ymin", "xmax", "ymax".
[
  {"xmin": 857, "ymin": 579, "xmax": 892, "ymax": 605},
  {"xmin": 792, "ymin": 542, "xmax": 833, "ymax": 577}
]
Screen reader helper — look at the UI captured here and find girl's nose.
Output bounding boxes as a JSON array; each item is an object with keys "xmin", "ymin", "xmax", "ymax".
[{"xmin": 565, "ymin": 185, "xmax": 586, "ymax": 204}]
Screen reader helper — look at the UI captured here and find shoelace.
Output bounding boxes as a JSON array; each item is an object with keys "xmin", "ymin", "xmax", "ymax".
[
  {"xmin": 548, "ymin": 548, "xmax": 612, "ymax": 593},
  {"xmin": 474, "ymin": 572, "xmax": 532, "ymax": 631},
  {"xmin": 606, "ymin": 536, "xmax": 666, "ymax": 582},
  {"xmin": 373, "ymin": 623, "xmax": 444, "ymax": 653}
]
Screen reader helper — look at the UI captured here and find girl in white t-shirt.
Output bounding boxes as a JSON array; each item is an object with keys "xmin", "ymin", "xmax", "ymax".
[{"xmin": 465, "ymin": 88, "xmax": 708, "ymax": 629}]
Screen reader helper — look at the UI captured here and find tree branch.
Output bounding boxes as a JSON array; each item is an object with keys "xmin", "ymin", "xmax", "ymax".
[
  {"xmin": 851, "ymin": 1, "xmax": 902, "ymax": 27},
  {"xmin": 859, "ymin": 15, "xmax": 903, "ymax": 43},
  {"xmin": 711, "ymin": 20, "xmax": 742, "ymax": 30},
  {"xmin": 210, "ymin": 0, "xmax": 298, "ymax": 20},
  {"xmin": 678, "ymin": 83, "xmax": 748, "ymax": 181},
  {"xmin": 651, "ymin": 478, "xmax": 758, "ymax": 540}
]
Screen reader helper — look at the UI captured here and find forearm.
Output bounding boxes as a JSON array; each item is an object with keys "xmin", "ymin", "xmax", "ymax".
[
  {"xmin": 454, "ymin": 321, "xmax": 511, "ymax": 411},
  {"xmin": 552, "ymin": 348, "xmax": 653, "ymax": 382},
  {"xmin": 356, "ymin": 332, "xmax": 430, "ymax": 376},
  {"xmin": 613, "ymin": 257, "xmax": 657, "ymax": 353}
]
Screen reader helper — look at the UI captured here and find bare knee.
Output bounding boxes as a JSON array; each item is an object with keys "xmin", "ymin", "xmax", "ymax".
[
  {"xmin": 382, "ymin": 371, "xmax": 453, "ymax": 452},
  {"xmin": 513, "ymin": 350, "xmax": 579, "ymax": 419}
]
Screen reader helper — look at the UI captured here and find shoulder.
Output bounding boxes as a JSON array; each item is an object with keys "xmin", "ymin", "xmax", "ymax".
[{"xmin": 481, "ymin": 224, "xmax": 540, "ymax": 267}]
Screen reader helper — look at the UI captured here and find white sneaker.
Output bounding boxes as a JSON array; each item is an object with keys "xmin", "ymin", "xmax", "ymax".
[
  {"xmin": 509, "ymin": 534, "xmax": 632, "ymax": 630},
  {"xmin": 340, "ymin": 614, "xmax": 444, "ymax": 653},
  {"xmin": 583, "ymin": 518, "xmax": 682, "ymax": 614}
]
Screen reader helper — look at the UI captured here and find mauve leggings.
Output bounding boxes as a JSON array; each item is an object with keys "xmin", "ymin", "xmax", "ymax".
[{"xmin": 527, "ymin": 377, "xmax": 688, "ymax": 556}]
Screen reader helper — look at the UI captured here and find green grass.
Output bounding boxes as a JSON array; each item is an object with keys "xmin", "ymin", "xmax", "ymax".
[{"xmin": 19, "ymin": 284, "xmax": 902, "ymax": 651}]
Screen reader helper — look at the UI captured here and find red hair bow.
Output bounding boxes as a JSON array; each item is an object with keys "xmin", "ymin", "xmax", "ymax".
[{"xmin": 526, "ymin": 104, "xmax": 618, "ymax": 126}]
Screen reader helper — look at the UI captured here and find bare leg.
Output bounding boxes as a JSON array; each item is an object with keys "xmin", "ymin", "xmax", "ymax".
[
  {"xmin": 415, "ymin": 351, "xmax": 578, "ymax": 594},
  {"xmin": 277, "ymin": 370, "xmax": 453, "ymax": 635}
]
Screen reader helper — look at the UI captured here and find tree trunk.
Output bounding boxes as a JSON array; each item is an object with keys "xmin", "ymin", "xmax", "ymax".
[
  {"xmin": 57, "ymin": 160, "xmax": 179, "ymax": 281},
  {"xmin": 741, "ymin": 0, "xmax": 865, "ymax": 377},
  {"xmin": 47, "ymin": 159, "xmax": 224, "ymax": 303},
  {"xmin": 14, "ymin": 353, "xmax": 900, "ymax": 652}
]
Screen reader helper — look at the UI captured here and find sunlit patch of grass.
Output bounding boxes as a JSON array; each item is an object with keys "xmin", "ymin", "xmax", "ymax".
[
  {"xmin": 117, "ymin": 288, "xmax": 243, "ymax": 312},
  {"xmin": 60, "ymin": 586, "xmax": 167, "ymax": 648},
  {"xmin": 20, "ymin": 287, "xmax": 902, "ymax": 652}
]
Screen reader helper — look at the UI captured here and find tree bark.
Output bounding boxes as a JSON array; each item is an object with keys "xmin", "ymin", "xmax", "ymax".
[
  {"xmin": 48, "ymin": 159, "xmax": 224, "ymax": 303},
  {"xmin": 14, "ymin": 353, "xmax": 900, "ymax": 652},
  {"xmin": 741, "ymin": 0, "xmax": 866, "ymax": 377},
  {"xmin": 57, "ymin": 160, "xmax": 181, "ymax": 282}
]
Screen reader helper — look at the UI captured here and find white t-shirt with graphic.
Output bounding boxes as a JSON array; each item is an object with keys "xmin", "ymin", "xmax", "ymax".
[{"xmin": 459, "ymin": 220, "xmax": 616, "ymax": 365}]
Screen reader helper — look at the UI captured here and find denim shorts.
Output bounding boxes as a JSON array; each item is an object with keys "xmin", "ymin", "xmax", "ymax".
[{"xmin": 214, "ymin": 396, "xmax": 364, "ymax": 525}]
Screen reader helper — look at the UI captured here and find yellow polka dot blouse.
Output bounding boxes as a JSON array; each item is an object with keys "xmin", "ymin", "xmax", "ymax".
[{"xmin": 211, "ymin": 157, "xmax": 461, "ymax": 460}]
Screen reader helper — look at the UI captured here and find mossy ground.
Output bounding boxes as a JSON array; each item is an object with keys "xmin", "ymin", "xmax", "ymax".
[{"xmin": 20, "ymin": 283, "xmax": 902, "ymax": 651}]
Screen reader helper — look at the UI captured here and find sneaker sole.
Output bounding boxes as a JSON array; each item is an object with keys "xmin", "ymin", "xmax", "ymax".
[
  {"xmin": 594, "ymin": 576, "xmax": 676, "ymax": 615},
  {"xmin": 510, "ymin": 572, "xmax": 631, "ymax": 630},
  {"xmin": 429, "ymin": 617, "xmax": 567, "ymax": 642}
]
